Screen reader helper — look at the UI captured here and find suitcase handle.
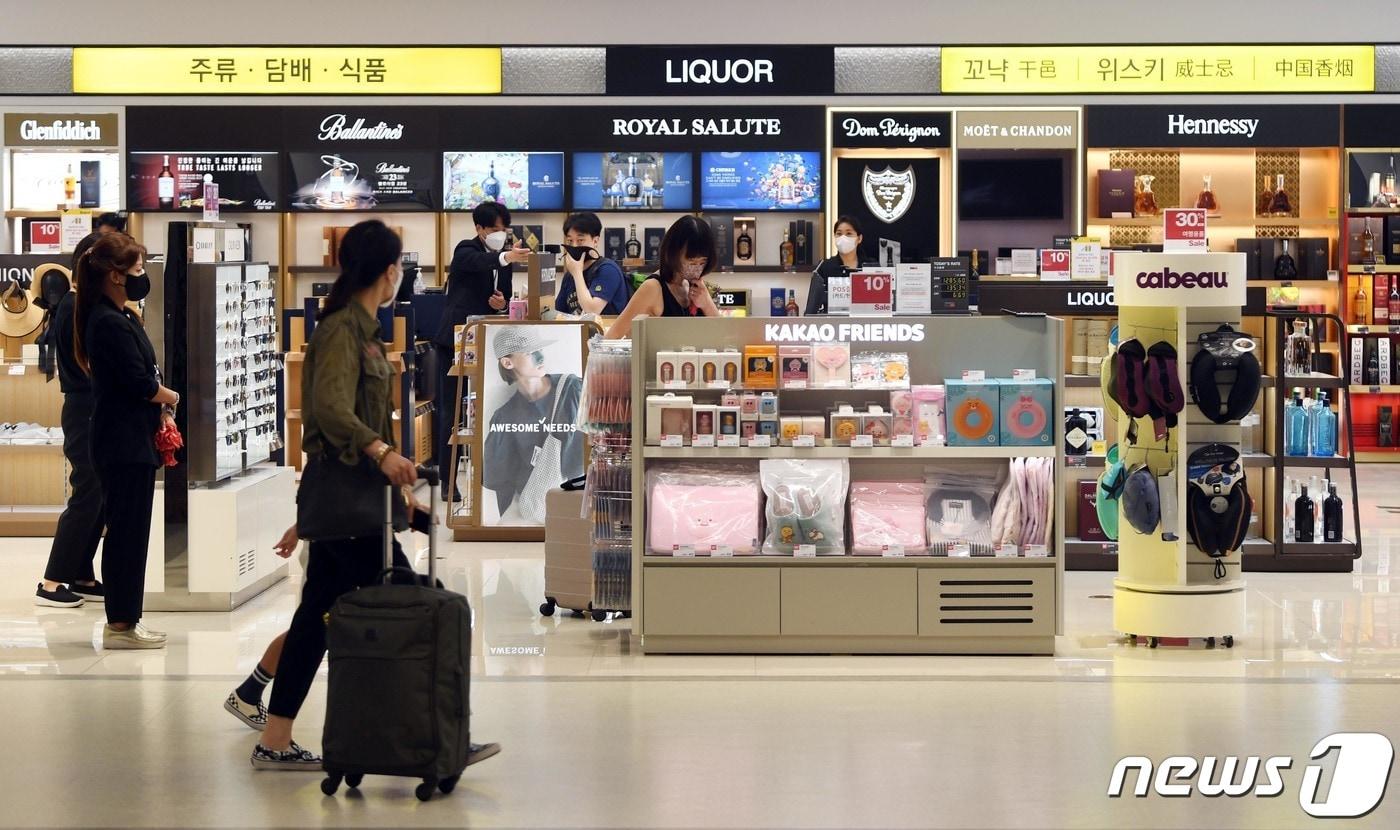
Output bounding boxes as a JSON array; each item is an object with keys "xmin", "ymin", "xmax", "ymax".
[
  {"xmin": 384, "ymin": 465, "xmax": 441, "ymax": 584},
  {"xmin": 373, "ymin": 566, "xmax": 442, "ymax": 588}
]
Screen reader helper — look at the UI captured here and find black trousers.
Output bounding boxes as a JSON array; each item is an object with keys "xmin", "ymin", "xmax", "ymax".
[
  {"xmin": 42, "ymin": 393, "xmax": 104, "ymax": 585},
  {"xmin": 268, "ymin": 536, "xmax": 411, "ymax": 721},
  {"xmin": 95, "ymin": 462, "xmax": 157, "ymax": 625},
  {"xmin": 435, "ymin": 344, "xmax": 462, "ymax": 500}
]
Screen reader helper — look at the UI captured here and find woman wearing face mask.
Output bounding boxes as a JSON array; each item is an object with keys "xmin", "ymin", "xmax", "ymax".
[
  {"xmin": 804, "ymin": 215, "xmax": 864, "ymax": 316},
  {"xmin": 72, "ymin": 232, "xmax": 180, "ymax": 649},
  {"xmin": 603, "ymin": 215, "xmax": 718, "ymax": 340}
]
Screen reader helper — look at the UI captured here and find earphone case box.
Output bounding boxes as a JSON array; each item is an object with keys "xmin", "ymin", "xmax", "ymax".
[
  {"xmin": 645, "ymin": 393, "xmax": 693, "ymax": 443},
  {"xmin": 945, "ymin": 379, "xmax": 1001, "ymax": 447},
  {"xmin": 779, "ymin": 345, "xmax": 811, "ymax": 384},
  {"xmin": 996, "ymin": 378, "xmax": 1053, "ymax": 446},
  {"xmin": 743, "ymin": 345, "xmax": 778, "ymax": 388},
  {"xmin": 1077, "ymin": 480, "xmax": 1107, "ymax": 541},
  {"xmin": 717, "ymin": 406, "xmax": 741, "ymax": 435}
]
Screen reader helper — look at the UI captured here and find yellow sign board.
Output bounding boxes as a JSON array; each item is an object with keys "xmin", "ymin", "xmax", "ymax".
[
  {"xmin": 942, "ymin": 45, "xmax": 1374, "ymax": 94},
  {"xmin": 73, "ymin": 47, "xmax": 501, "ymax": 94}
]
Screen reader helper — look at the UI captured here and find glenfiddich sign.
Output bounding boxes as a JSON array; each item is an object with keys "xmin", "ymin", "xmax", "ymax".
[{"xmin": 4, "ymin": 113, "xmax": 118, "ymax": 147}]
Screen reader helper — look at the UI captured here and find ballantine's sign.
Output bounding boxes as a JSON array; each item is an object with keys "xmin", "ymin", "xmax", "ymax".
[
  {"xmin": 317, "ymin": 114, "xmax": 404, "ymax": 141},
  {"xmin": 1167, "ymin": 114, "xmax": 1259, "ymax": 137},
  {"xmin": 1135, "ymin": 266, "xmax": 1230, "ymax": 289}
]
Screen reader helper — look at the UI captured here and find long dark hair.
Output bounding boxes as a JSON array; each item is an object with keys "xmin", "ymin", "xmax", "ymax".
[
  {"xmin": 320, "ymin": 220, "xmax": 402, "ymax": 320},
  {"xmin": 833, "ymin": 214, "xmax": 864, "ymax": 236},
  {"xmin": 73, "ymin": 232, "xmax": 145, "ymax": 375},
  {"xmin": 657, "ymin": 215, "xmax": 716, "ymax": 284}
]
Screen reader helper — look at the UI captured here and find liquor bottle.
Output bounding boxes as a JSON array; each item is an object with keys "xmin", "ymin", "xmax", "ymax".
[
  {"xmin": 1382, "ymin": 406, "xmax": 1395, "ymax": 448},
  {"xmin": 625, "ymin": 224, "xmax": 642, "ymax": 260},
  {"xmin": 1282, "ymin": 478, "xmax": 1296, "ymax": 544},
  {"xmin": 1311, "ymin": 391, "xmax": 1338, "ymax": 457},
  {"xmin": 1389, "ymin": 276, "xmax": 1400, "ymax": 324},
  {"xmin": 1387, "ymin": 156, "xmax": 1399, "ymax": 207},
  {"xmin": 970, "ymin": 249, "xmax": 981, "ymax": 281},
  {"xmin": 1064, "ymin": 408, "xmax": 1089, "ymax": 455},
  {"xmin": 785, "ymin": 289, "xmax": 799, "ymax": 316},
  {"xmin": 641, "ymin": 169, "xmax": 656, "ymax": 208},
  {"xmin": 1294, "ymin": 485, "xmax": 1315, "ymax": 543},
  {"xmin": 1363, "ymin": 218, "xmax": 1377, "ymax": 264},
  {"xmin": 1354, "ymin": 281, "xmax": 1370, "ymax": 325},
  {"xmin": 1367, "ymin": 350, "xmax": 1380, "ymax": 385},
  {"xmin": 482, "ymin": 159, "xmax": 500, "ymax": 202},
  {"xmin": 1134, "ymin": 174, "xmax": 1159, "ymax": 216},
  {"xmin": 779, "ymin": 229, "xmax": 795, "ymax": 268},
  {"xmin": 1323, "ymin": 484, "xmax": 1344, "ymax": 543},
  {"xmin": 157, "ymin": 154, "xmax": 175, "ymax": 209},
  {"xmin": 1256, "ymin": 174, "xmax": 1273, "ymax": 216},
  {"xmin": 1195, "ymin": 174, "xmax": 1217, "ymax": 211},
  {"xmin": 736, "ymin": 223, "xmax": 754, "ymax": 264},
  {"xmin": 1285, "ymin": 319, "xmax": 1311, "ymax": 376},
  {"xmin": 1274, "ymin": 239, "xmax": 1298, "ymax": 280},
  {"xmin": 63, "ymin": 164, "xmax": 77, "ymax": 205},
  {"xmin": 622, "ymin": 156, "xmax": 642, "ymax": 206},
  {"xmin": 1285, "ymin": 392, "xmax": 1309, "ymax": 456},
  {"xmin": 1269, "ymin": 173, "xmax": 1293, "ymax": 216},
  {"xmin": 328, "ymin": 159, "xmax": 346, "ymax": 205}
]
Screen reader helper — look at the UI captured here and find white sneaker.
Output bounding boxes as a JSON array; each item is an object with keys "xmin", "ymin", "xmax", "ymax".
[{"xmin": 102, "ymin": 623, "xmax": 167, "ymax": 649}]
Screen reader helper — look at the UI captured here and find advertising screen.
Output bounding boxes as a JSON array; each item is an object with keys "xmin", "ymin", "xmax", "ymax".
[
  {"xmin": 571, "ymin": 152, "xmax": 693, "ymax": 211},
  {"xmin": 287, "ymin": 151, "xmax": 436, "ymax": 211},
  {"xmin": 128, "ymin": 152, "xmax": 280, "ymax": 212},
  {"xmin": 443, "ymin": 152, "xmax": 565, "ymax": 211},
  {"xmin": 700, "ymin": 151, "xmax": 821, "ymax": 211},
  {"xmin": 9, "ymin": 152, "xmax": 121, "ymax": 212}
]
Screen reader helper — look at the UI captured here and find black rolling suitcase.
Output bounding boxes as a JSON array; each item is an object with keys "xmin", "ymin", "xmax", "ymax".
[{"xmin": 320, "ymin": 466, "xmax": 473, "ymax": 801}]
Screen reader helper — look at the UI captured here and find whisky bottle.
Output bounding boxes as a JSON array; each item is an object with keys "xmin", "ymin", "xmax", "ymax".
[
  {"xmin": 970, "ymin": 249, "xmax": 981, "ymax": 280},
  {"xmin": 785, "ymin": 289, "xmax": 799, "ymax": 316},
  {"xmin": 1362, "ymin": 218, "xmax": 1377, "ymax": 264},
  {"xmin": 1256, "ymin": 174, "xmax": 1273, "ymax": 216},
  {"xmin": 1269, "ymin": 173, "xmax": 1293, "ymax": 216},
  {"xmin": 1390, "ymin": 276, "xmax": 1400, "ymax": 324},
  {"xmin": 1274, "ymin": 240, "xmax": 1298, "ymax": 280},
  {"xmin": 329, "ymin": 159, "xmax": 346, "ymax": 205},
  {"xmin": 622, "ymin": 156, "xmax": 642, "ymax": 206},
  {"xmin": 157, "ymin": 155, "xmax": 175, "ymax": 209},
  {"xmin": 1323, "ymin": 483, "xmax": 1344, "ymax": 543},
  {"xmin": 63, "ymin": 164, "xmax": 76, "ymax": 205},
  {"xmin": 625, "ymin": 224, "xmax": 642, "ymax": 260},
  {"xmin": 736, "ymin": 223, "xmax": 754, "ymax": 264},
  {"xmin": 1355, "ymin": 281, "xmax": 1370, "ymax": 325},
  {"xmin": 482, "ymin": 159, "xmax": 500, "ymax": 202},
  {"xmin": 1195, "ymin": 174, "xmax": 1218, "ymax": 212},
  {"xmin": 1387, "ymin": 156, "xmax": 1399, "ymax": 207},
  {"xmin": 779, "ymin": 229, "xmax": 795, "ymax": 268}
]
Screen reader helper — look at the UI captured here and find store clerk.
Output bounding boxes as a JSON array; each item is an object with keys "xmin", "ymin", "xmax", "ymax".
[
  {"xmin": 556, "ymin": 212, "xmax": 630, "ymax": 316},
  {"xmin": 804, "ymin": 215, "xmax": 865, "ymax": 315}
]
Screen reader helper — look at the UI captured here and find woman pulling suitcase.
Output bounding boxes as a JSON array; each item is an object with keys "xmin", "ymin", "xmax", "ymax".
[{"xmin": 253, "ymin": 219, "xmax": 498, "ymax": 771}]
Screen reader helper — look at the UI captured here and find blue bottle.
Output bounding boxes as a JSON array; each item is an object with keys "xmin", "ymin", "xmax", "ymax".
[
  {"xmin": 1310, "ymin": 392, "xmax": 1337, "ymax": 457},
  {"xmin": 1285, "ymin": 392, "xmax": 1309, "ymax": 457}
]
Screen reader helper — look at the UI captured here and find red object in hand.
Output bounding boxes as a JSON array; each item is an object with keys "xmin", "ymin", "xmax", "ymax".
[{"xmin": 155, "ymin": 420, "xmax": 184, "ymax": 468}]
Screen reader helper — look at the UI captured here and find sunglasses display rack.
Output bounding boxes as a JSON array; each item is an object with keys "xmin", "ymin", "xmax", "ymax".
[{"xmin": 629, "ymin": 314, "xmax": 1065, "ymax": 656}]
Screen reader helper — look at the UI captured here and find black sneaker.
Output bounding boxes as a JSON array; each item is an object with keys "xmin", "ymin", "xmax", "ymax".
[
  {"xmin": 251, "ymin": 741, "xmax": 322, "ymax": 771},
  {"xmin": 467, "ymin": 742, "xmax": 501, "ymax": 767},
  {"xmin": 69, "ymin": 581, "xmax": 104, "ymax": 603},
  {"xmin": 34, "ymin": 582, "xmax": 84, "ymax": 608}
]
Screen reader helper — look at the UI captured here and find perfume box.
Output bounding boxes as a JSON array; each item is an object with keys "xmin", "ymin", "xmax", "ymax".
[
  {"xmin": 710, "ymin": 218, "xmax": 734, "ymax": 268},
  {"xmin": 945, "ymin": 379, "xmax": 1001, "ymax": 447},
  {"xmin": 770, "ymin": 287, "xmax": 787, "ymax": 317},
  {"xmin": 996, "ymin": 378, "xmax": 1053, "ymax": 446},
  {"xmin": 79, "ymin": 161, "xmax": 100, "ymax": 208},
  {"xmin": 733, "ymin": 216, "xmax": 757, "ymax": 266},
  {"xmin": 643, "ymin": 227, "xmax": 664, "ymax": 263},
  {"xmin": 604, "ymin": 228, "xmax": 626, "ymax": 261},
  {"xmin": 1077, "ymin": 480, "xmax": 1107, "ymax": 541},
  {"xmin": 1387, "ymin": 216, "xmax": 1400, "ymax": 266},
  {"xmin": 1097, "ymin": 168, "xmax": 1136, "ymax": 217}
]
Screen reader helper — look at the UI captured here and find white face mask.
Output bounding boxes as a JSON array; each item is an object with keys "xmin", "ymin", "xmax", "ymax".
[
  {"xmin": 380, "ymin": 266, "xmax": 403, "ymax": 308},
  {"xmin": 834, "ymin": 236, "xmax": 857, "ymax": 255},
  {"xmin": 484, "ymin": 230, "xmax": 509, "ymax": 251}
]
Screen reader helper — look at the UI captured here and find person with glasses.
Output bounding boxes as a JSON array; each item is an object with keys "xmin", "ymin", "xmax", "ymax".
[
  {"xmin": 72, "ymin": 233, "xmax": 181, "ymax": 648},
  {"xmin": 603, "ymin": 215, "xmax": 719, "ymax": 340}
]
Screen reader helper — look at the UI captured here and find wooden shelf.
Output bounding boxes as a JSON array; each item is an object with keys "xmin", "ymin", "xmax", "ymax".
[
  {"xmin": 1279, "ymin": 541, "xmax": 1359, "ymax": 555},
  {"xmin": 1069, "ymin": 452, "xmax": 1274, "ymax": 469},
  {"xmin": 1347, "ymin": 325, "xmax": 1400, "ymax": 334},
  {"xmin": 642, "ymin": 444, "xmax": 1054, "ymax": 460},
  {"xmin": 1346, "ymin": 265, "xmax": 1400, "ymax": 274},
  {"xmin": 4, "ymin": 209, "xmax": 64, "ymax": 219},
  {"xmin": 1345, "ymin": 208, "xmax": 1400, "ymax": 216},
  {"xmin": 0, "ymin": 506, "xmax": 64, "ymax": 537},
  {"xmin": 1349, "ymin": 385, "xmax": 1400, "ymax": 394}
]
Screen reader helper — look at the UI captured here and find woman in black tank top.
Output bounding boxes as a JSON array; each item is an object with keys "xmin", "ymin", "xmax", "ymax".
[{"xmin": 605, "ymin": 216, "xmax": 720, "ymax": 339}]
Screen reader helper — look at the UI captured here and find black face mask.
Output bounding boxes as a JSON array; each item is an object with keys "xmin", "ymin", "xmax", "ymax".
[
  {"xmin": 563, "ymin": 244, "xmax": 599, "ymax": 263},
  {"xmin": 123, "ymin": 272, "xmax": 151, "ymax": 302}
]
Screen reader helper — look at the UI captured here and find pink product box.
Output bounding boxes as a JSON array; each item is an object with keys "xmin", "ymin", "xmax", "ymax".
[
  {"xmin": 648, "ymin": 481, "xmax": 762, "ymax": 555},
  {"xmin": 779, "ymin": 345, "xmax": 811, "ymax": 384}
]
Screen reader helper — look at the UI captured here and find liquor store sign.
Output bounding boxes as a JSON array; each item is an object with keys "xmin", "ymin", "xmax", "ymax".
[
  {"xmin": 3, "ymin": 113, "xmax": 118, "ymax": 147},
  {"xmin": 606, "ymin": 46, "xmax": 834, "ymax": 95}
]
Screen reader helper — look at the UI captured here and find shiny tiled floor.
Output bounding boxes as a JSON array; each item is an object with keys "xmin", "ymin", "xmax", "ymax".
[{"xmin": 1, "ymin": 465, "xmax": 1399, "ymax": 827}]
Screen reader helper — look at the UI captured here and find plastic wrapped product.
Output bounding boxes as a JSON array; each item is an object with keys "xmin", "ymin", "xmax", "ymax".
[
  {"xmin": 860, "ymin": 410, "xmax": 892, "ymax": 446},
  {"xmin": 830, "ymin": 409, "xmax": 861, "ymax": 446},
  {"xmin": 850, "ymin": 481, "xmax": 928, "ymax": 555},
  {"xmin": 647, "ymin": 463, "xmax": 762, "ymax": 555},
  {"xmin": 761, "ymin": 458, "xmax": 849, "ymax": 555},
  {"xmin": 811, "ymin": 341, "xmax": 851, "ymax": 387},
  {"xmin": 924, "ymin": 462, "xmax": 1004, "ymax": 555},
  {"xmin": 911, "ymin": 385, "xmax": 946, "ymax": 446}
]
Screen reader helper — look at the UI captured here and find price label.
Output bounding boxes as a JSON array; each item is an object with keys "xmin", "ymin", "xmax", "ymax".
[
  {"xmin": 892, "ymin": 434, "xmax": 915, "ymax": 448},
  {"xmin": 1012, "ymin": 369, "xmax": 1037, "ymax": 381},
  {"xmin": 748, "ymin": 434, "xmax": 772, "ymax": 448},
  {"xmin": 993, "ymin": 544, "xmax": 1017, "ymax": 558},
  {"xmin": 824, "ymin": 379, "xmax": 849, "ymax": 389},
  {"xmin": 792, "ymin": 434, "xmax": 816, "ymax": 448},
  {"xmin": 783, "ymin": 379, "xmax": 808, "ymax": 390},
  {"xmin": 962, "ymin": 370, "xmax": 987, "ymax": 381},
  {"xmin": 1328, "ymin": 269, "xmax": 1340, "ymax": 282},
  {"xmin": 672, "ymin": 544, "xmax": 695, "ymax": 558},
  {"xmin": 659, "ymin": 434, "xmax": 684, "ymax": 448},
  {"xmin": 7, "ymin": 364, "xmax": 24, "ymax": 376},
  {"xmin": 1039, "ymin": 248, "xmax": 1071, "ymax": 281},
  {"xmin": 1066, "ymin": 455, "xmax": 1087, "ymax": 468},
  {"xmin": 850, "ymin": 434, "xmax": 874, "ymax": 448},
  {"xmin": 1163, "ymin": 208, "xmax": 1208, "ymax": 251},
  {"xmin": 881, "ymin": 544, "xmax": 905, "ymax": 558},
  {"xmin": 1071, "ymin": 239, "xmax": 1102, "ymax": 280},
  {"xmin": 949, "ymin": 542, "xmax": 972, "ymax": 558},
  {"xmin": 664, "ymin": 379, "xmax": 689, "ymax": 390},
  {"xmin": 1024, "ymin": 544, "xmax": 1051, "ymax": 558},
  {"xmin": 1091, "ymin": 440, "xmax": 1108, "ymax": 456},
  {"xmin": 707, "ymin": 379, "xmax": 731, "ymax": 389},
  {"xmin": 1372, "ymin": 386, "xmax": 1383, "ymax": 394},
  {"xmin": 851, "ymin": 270, "xmax": 895, "ymax": 316},
  {"xmin": 794, "ymin": 544, "xmax": 817, "ymax": 558},
  {"xmin": 692, "ymin": 434, "xmax": 716, "ymax": 448},
  {"xmin": 709, "ymin": 544, "xmax": 734, "ymax": 558},
  {"xmin": 717, "ymin": 434, "xmax": 741, "ymax": 448}
]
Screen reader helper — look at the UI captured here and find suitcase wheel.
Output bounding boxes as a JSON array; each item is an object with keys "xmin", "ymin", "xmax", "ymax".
[
  {"xmin": 591, "ymin": 608, "xmax": 607, "ymax": 622},
  {"xmin": 416, "ymin": 780, "xmax": 437, "ymax": 801},
  {"xmin": 321, "ymin": 774, "xmax": 342, "ymax": 796},
  {"xmin": 439, "ymin": 774, "xmax": 460, "ymax": 794},
  {"xmin": 345, "ymin": 774, "xmax": 363, "ymax": 789},
  {"xmin": 540, "ymin": 598, "xmax": 557, "ymax": 617}
]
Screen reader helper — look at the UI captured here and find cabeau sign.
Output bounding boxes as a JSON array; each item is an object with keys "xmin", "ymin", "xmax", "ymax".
[
  {"xmin": 4, "ymin": 113, "xmax": 118, "ymax": 147},
  {"xmin": 1114, "ymin": 252, "xmax": 1246, "ymax": 309}
]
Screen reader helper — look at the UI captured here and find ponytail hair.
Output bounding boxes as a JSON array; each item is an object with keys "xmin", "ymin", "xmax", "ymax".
[
  {"xmin": 73, "ymin": 232, "xmax": 146, "ymax": 375},
  {"xmin": 320, "ymin": 220, "xmax": 402, "ymax": 320}
]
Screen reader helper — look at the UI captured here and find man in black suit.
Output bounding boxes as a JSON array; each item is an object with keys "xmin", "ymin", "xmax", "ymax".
[{"xmin": 434, "ymin": 201, "xmax": 530, "ymax": 500}]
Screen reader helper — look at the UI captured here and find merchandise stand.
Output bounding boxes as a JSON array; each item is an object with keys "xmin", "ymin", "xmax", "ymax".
[
  {"xmin": 631, "ymin": 315, "xmax": 1065, "ymax": 656},
  {"xmin": 1111, "ymin": 253, "xmax": 1248, "ymax": 647}
]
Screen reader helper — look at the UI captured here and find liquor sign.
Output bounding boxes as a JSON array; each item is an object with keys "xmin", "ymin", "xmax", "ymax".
[
  {"xmin": 3, "ymin": 113, "xmax": 119, "ymax": 147},
  {"xmin": 1163, "ymin": 208, "xmax": 1208, "ymax": 251},
  {"xmin": 942, "ymin": 45, "xmax": 1374, "ymax": 94},
  {"xmin": 956, "ymin": 110, "xmax": 1078, "ymax": 149},
  {"xmin": 1039, "ymin": 248, "xmax": 1071, "ymax": 281},
  {"xmin": 72, "ymin": 47, "xmax": 501, "ymax": 94},
  {"xmin": 606, "ymin": 46, "xmax": 834, "ymax": 96},
  {"xmin": 830, "ymin": 110, "xmax": 952, "ymax": 149},
  {"xmin": 1085, "ymin": 104, "xmax": 1342, "ymax": 148},
  {"xmin": 850, "ymin": 270, "xmax": 895, "ymax": 316}
]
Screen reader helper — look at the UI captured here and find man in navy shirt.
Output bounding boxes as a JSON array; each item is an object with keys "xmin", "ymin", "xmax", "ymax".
[{"xmin": 556, "ymin": 212, "xmax": 630, "ymax": 316}]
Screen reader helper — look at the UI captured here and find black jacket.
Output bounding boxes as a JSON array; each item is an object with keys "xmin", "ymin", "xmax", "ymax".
[
  {"xmin": 804, "ymin": 256, "xmax": 856, "ymax": 316},
  {"xmin": 85, "ymin": 298, "xmax": 161, "ymax": 468},
  {"xmin": 50, "ymin": 292, "xmax": 91, "ymax": 395},
  {"xmin": 433, "ymin": 237, "xmax": 512, "ymax": 347}
]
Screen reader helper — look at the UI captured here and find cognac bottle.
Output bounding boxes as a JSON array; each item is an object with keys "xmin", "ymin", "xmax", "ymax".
[
  {"xmin": 1134, "ymin": 174, "xmax": 1159, "ymax": 216},
  {"xmin": 1256, "ymin": 174, "xmax": 1273, "ymax": 216},
  {"xmin": 1274, "ymin": 239, "xmax": 1298, "ymax": 280},
  {"xmin": 1269, "ymin": 173, "xmax": 1293, "ymax": 216},
  {"xmin": 1362, "ymin": 218, "xmax": 1377, "ymax": 264},
  {"xmin": 157, "ymin": 155, "xmax": 175, "ymax": 209},
  {"xmin": 1195, "ymin": 174, "xmax": 1217, "ymax": 212}
]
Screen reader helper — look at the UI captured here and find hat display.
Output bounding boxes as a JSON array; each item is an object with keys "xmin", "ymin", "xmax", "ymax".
[
  {"xmin": 492, "ymin": 326, "xmax": 558, "ymax": 361},
  {"xmin": 0, "ymin": 278, "xmax": 44, "ymax": 339}
]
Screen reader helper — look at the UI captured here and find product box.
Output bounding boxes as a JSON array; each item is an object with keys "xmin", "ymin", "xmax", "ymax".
[
  {"xmin": 811, "ymin": 342, "xmax": 851, "ymax": 387},
  {"xmin": 1234, "ymin": 238, "xmax": 1263, "ymax": 281},
  {"xmin": 997, "ymin": 378, "xmax": 1054, "ymax": 446},
  {"xmin": 512, "ymin": 225, "xmax": 544, "ymax": 251},
  {"xmin": 717, "ymin": 406, "xmax": 741, "ymax": 435},
  {"xmin": 656, "ymin": 350, "xmax": 683, "ymax": 385},
  {"xmin": 860, "ymin": 410, "xmax": 892, "ymax": 446},
  {"xmin": 770, "ymin": 287, "xmax": 787, "ymax": 317},
  {"xmin": 743, "ymin": 345, "xmax": 778, "ymax": 388},
  {"xmin": 80, "ymin": 160, "xmax": 101, "ymax": 208},
  {"xmin": 1381, "ymin": 338, "xmax": 1392, "ymax": 386},
  {"xmin": 780, "ymin": 345, "xmax": 811, "ymax": 385},
  {"xmin": 675, "ymin": 348, "xmax": 699, "ymax": 386},
  {"xmin": 644, "ymin": 227, "xmax": 664, "ymax": 263},
  {"xmin": 1299, "ymin": 237, "xmax": 1330, "ymax": 280},
  {"xmin": 1388, "ymin": 215, "xmax": 1400, "ymax": 266},
  {"xmin": 779, "ymin": 416, "xmax": 803, "ymax": 446},
  {"xmin": 830, "ymin": 408, "xmax": 861, "ymax": 446},
  {"xmin": 889, "ymin": 390, "xmax": 914, "ymax": 438},
  {"xmin": 945, "ymin": 379, "xmax": 1001, "ymax": 446},
  {"xmin": 659, "ymin": 405, "xmax": 693, "ymax": 444},
  {"xmin": 645, "ymin": 393, "xmax": 693, "ymax": 443},
  {"xmin": 710, "ymin": 218, "xmax": 734, "ymax": 268},
  {"xmin": 793, "ymin": 220, "xmax": 813, "ymax": 266},
  {"xmin": 721, "ymin": 391, "xmax": 740, "ymax": 408},
  {"xmin": 696, "ymin": 349, "xmax": 722, "ymax": 385},
  {"xmin": 733, "ymin": 216, "xmax": 757, "ymax": 266},
  {"xmin": 1351, "ymin": 335, "xmax": 1366, "ymax": 385},
  {"xmin": 739, "ymin": 392, "xmax": 759, "ymax": 420},
  {"xmin": 1077, "ymin": 480, "xmax": 1107, "ymax": 541},
  {"xmin": 1097, "ymin": 168, "xmax": 1136, "ymax": 217},
  {"xmin": 742, "ymin": 420, "xmax": 758, "ymax": 440},
  {"xmin": 758, "ymin": 391, "xmax": 780, "ymax": 420},
  {"xmin": 911, "ymin": 385, "xmax": 946, "ymax": 446},
  {"xmin": 1377, "ymin": 276, "xmax": 1392, "ymax": 325},
  {"xmin": 717, "ymin": 349, "xmax": 741, "ymax": 385},
  {"xmin": 604, "ymin": 228, "xmax": 626, "ymax": 262},
  {"xmin": 692, "ymin": 404, "xmax": 718, "ymax": 439},
  {"xmin": 757, "ymin": 419, "xmax": 780, "ymax": 438},
  {"xmin": 802, "ymin": 416, "xmax": 825, "ymax": 442}
]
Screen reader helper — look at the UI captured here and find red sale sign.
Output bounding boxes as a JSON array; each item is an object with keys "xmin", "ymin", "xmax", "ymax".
[
  {"xmin": 850, "ymin": 270, "xmax": 894, "ymax": 316},
  {"xmin": 28, "ymin": 220, "xmax": 60, "ymax": 254},
  {"xmin": 1039, "ymin": 248, "xmax": 1071, "ymax": 281},
  {"xmin": 1163, "ymin": 208, "xmax": 1208, "ymax": 251}
]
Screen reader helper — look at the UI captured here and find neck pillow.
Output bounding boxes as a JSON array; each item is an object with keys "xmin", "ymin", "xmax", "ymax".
[
  {"xmin": 1190, "ymin": 326, "xmax": 1262, "ymax": 425},
  {"xmin": 1185, "ymin": 444, "xmax": 1253, "ymax": 579}
]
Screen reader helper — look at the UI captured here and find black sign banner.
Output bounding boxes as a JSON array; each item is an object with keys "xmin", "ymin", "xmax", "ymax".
[
  {"xmin": 606, "ymin": 46, "xmax": 835, "ymax": 96},
  {"xmin": 1085, "ymin": 104, "xmax": 1341, "ymax": 148},
  {"xmin": 1344, "ymin": 104, "xmax": 1400, "ymax": 148},
  {"xmin": 831, "ymin": 111, "xmax": 952, "ymax": 149},
  {"xmin": 439, "ymin": 106, "xmax": 825, "ymax": 152}
]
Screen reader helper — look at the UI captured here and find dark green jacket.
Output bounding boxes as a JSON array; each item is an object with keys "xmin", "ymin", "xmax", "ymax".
[{"xmin": 302, "ymin": 303, "xmax": 395, "ymax": 465}]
